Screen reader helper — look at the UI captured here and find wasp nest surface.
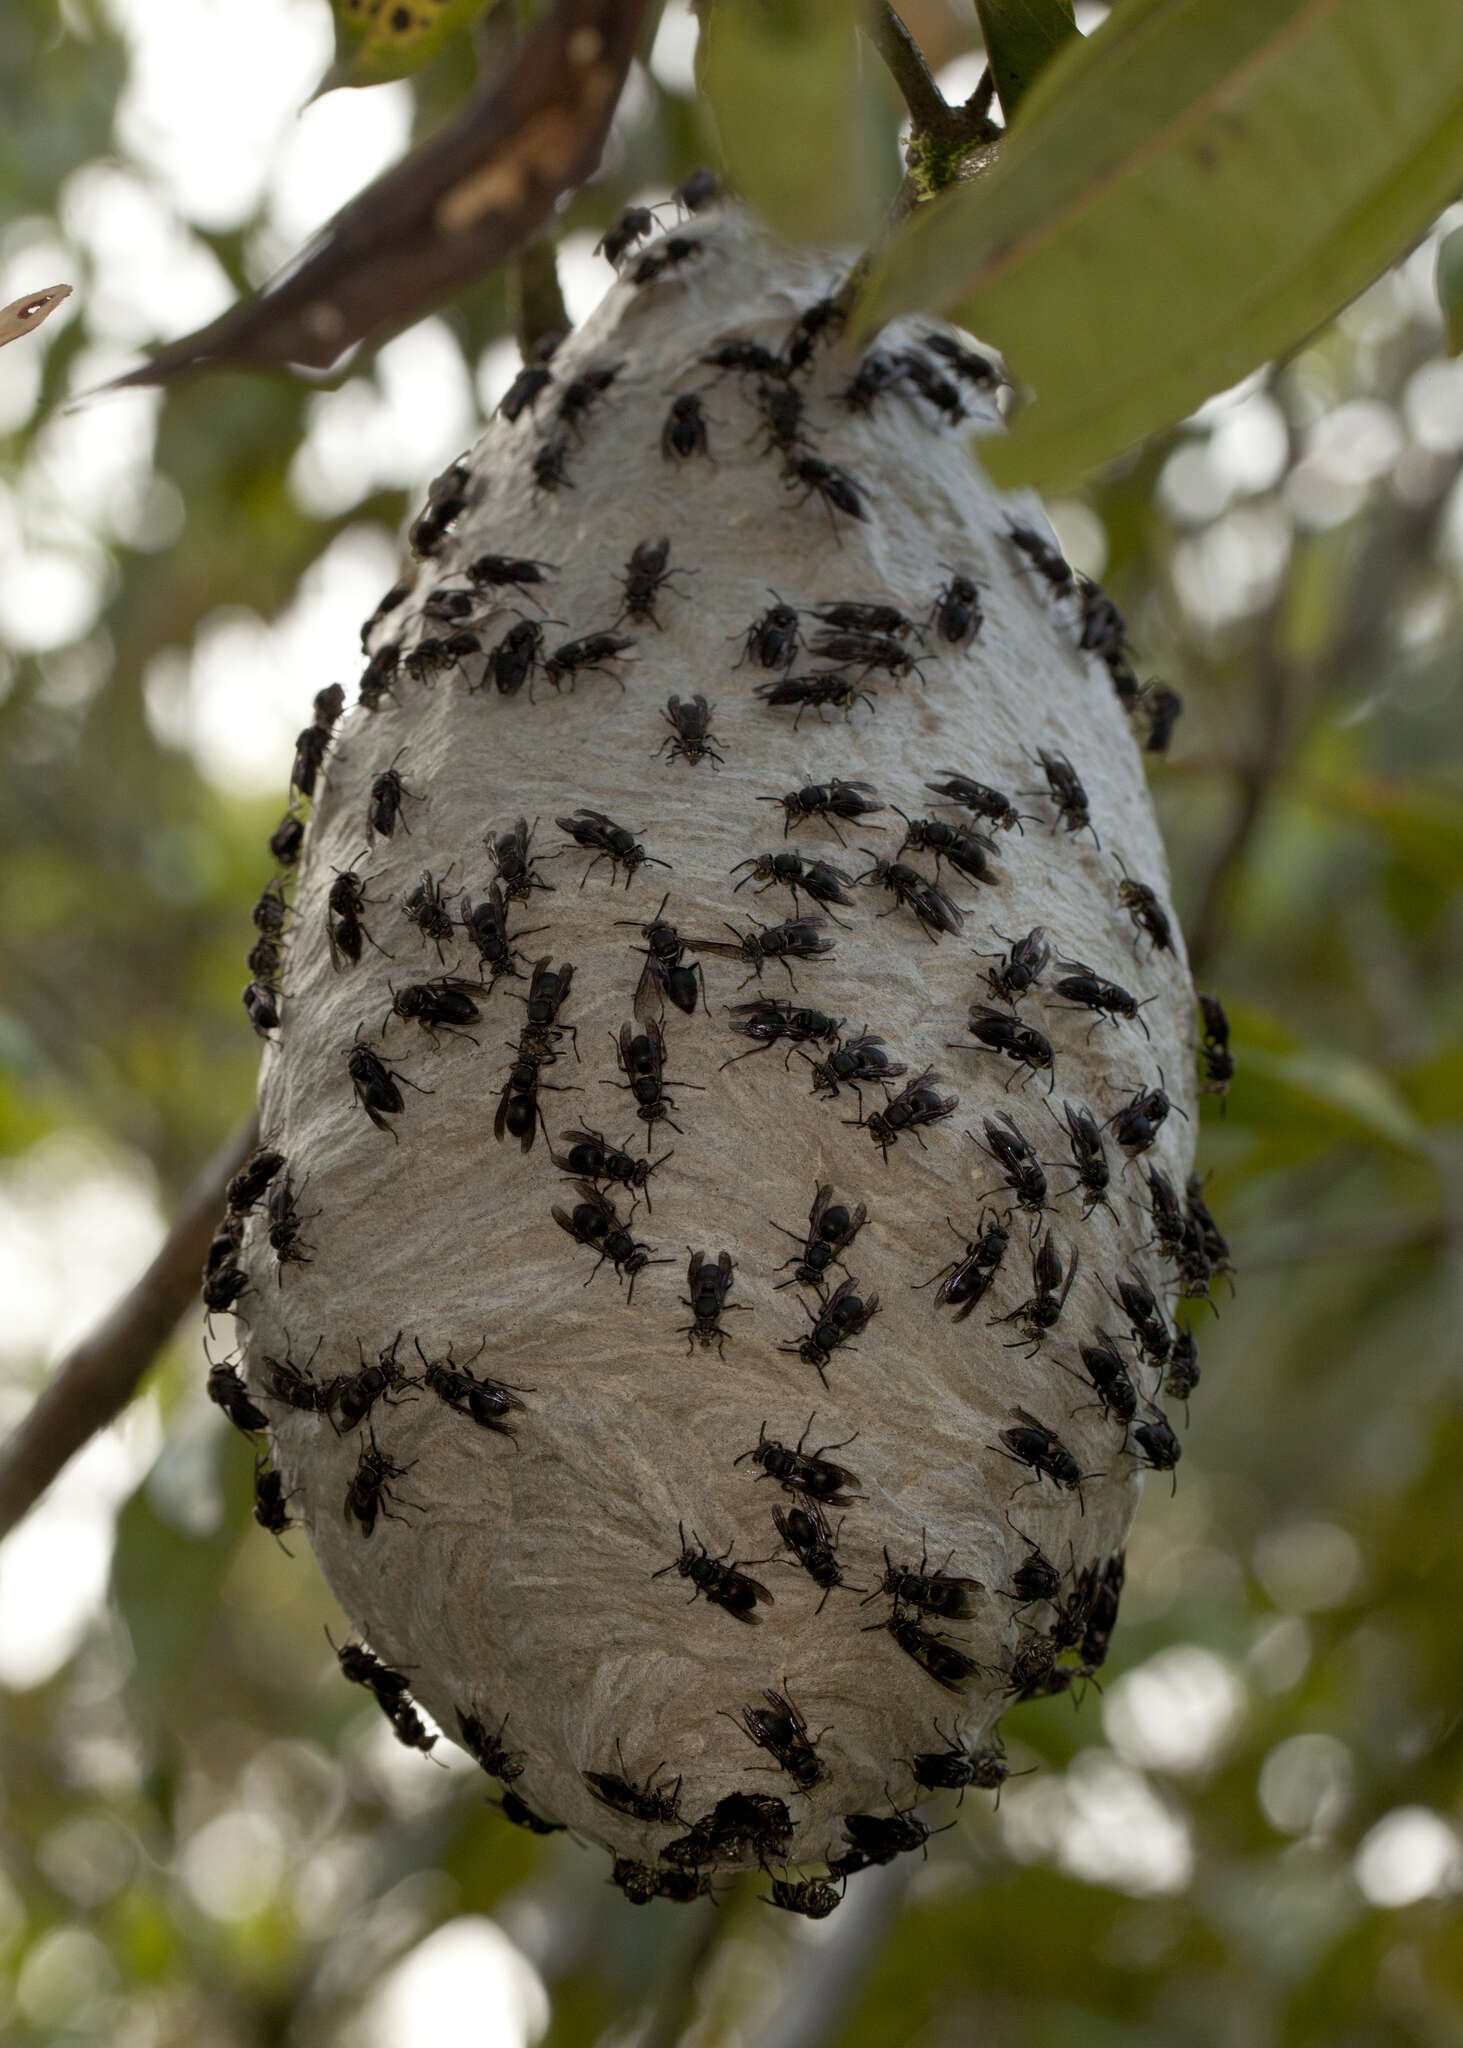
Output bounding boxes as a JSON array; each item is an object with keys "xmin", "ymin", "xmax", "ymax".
[{"xmin": 210, "ymin": 202, "xmax": 1228, "ymax": 1912}]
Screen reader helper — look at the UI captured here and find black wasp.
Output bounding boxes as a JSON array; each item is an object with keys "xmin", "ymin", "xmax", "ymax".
[
  {"xmin": 631, "ymin": 234, "xmax": 703, "ymax": 285},
  {"xmin": 662, "ymin": 392, "xmax": 711, "ymax": 460},
  {"xmin": 488, "ymin": 817, "xmax": 553, "ymax": 902},
  {"xmin": 207, "ymin": 1362, "xmax": 267, "ymax": 1435},
  {"xmin": 978, "ymin": 926, "xmax": 1050, "ymax": 1004},
  {"xmin": 531, "ymin": 436, "xmax": 573, "ymax": 492},
  {"xmin": 1116, "ymin": 858, "xmax": 1175, "ymax": 952},
  {"xmin": 495, "ymin": 1046, "xmax": 572, "ymax": 1158},
  {"xmin": 584, "ymin": 1756, "xmax": 681, "ymax": 1827},
  {"xmin": 1029, "ymin": 748, "xmax": 1096, "ymax": 842},
  {"xmin": 1131, "ymin": 1406, "xmax": 1182, "ymax": 1493},
  {"xmin": 961, "ymin": 1005, "xmax": 1055, "ymax": 1090},
  {"xmin": 1071, "ymin": 1332, "xmax": 1137, "ymax": 1425},
  {"xmin": 994, "ymin": 1234, "xmax": 1080, "ymax": 1353},
  {"xmin": 1081, "ymin": 1552, "xmax": 1125, "ymax": 1668},
  {"xmin": 344, "ymin": 1428, "xmax": 420, "ymax": 1537},
  {"xmin": 556, "ymin": 809, "xmax": 667, "ymax": 888},
  {"xmin": 722, "ymin": 998, "xmax": 842, "ymax": 1068},
  {"xmin": 917, "ymin": 1212, "xmax": 1009, "ymax": 1320},
  {"xmin": 620, "ymin": 894, "xmax": 705, "ymax": 1022},
  {"xmin": 386, "ymin": 975, "xmax": 481, "ymax": 1047},
  {"xmin": 732, "ymin": 848, "xmax": 855, "ymax": 920},
  {"xmin": 266, "ymin": 1173, "xmax": 315, "ymax": 1272},
  {"xmin": 252, "ymin": 880, "xmax": 288, "ymax": 938},
  {"xmin": 857, "ymin": 855, "xmax": 963, "ymax": 940},
  {"xmin": 736, "ymin": 1415, "xmax": 861, "ymax": 1505},
  {"xmin": 1000, "ymin": 1519, "xmax": 1063, "ymax": 1611},
  {"xmin": 1007, "ymin": 521, "xmax": 1075, "ymax": 599},
  {"xmin": 806, "ymin": 1031, "xmax": 907, "ymax": 1107},
  {"xmin": 753, "ymin": 377, "xmax": 806, "ymax": 457},
  {"xmin": 552, "ymin": 1181, "xmax": 666, "ymax": 1299},
  {"xmin": 611, "ymin": 1017, "xmax": 700, "ymax": 1143},
  {"xmin": 658, "ymin": 693, "xmax": 722, "ymax": 768},
  {"xmin": 415, "ymin": 1339, "xmax": 530, "ymax": 1437},
  {"xmin": 772, "ymin": 1494, "xmax": 857, "ymax": 1612},
  {"xmin": 865, "ymin": 1071, "xmax": 959, "ymax": 1157},
  {"xmin": 327, "ymin": 865, "xmax": 380, "ymax": 971},
  {"xmin": 654, "ymin": 1521, "xmax": 771, "ymax": 1620},
  {"xmin": 513, "ymin": 956, "xmax": 577, "ymax": 1058},
  {"xmin": 994, "ymin": 1407, "xmax": 1088, "ymax": 1510},
  {"xmin": 358, "ymin": 644, "xmax": 399, "ymax": 711},
  {"xmin": 808, "ymin": 628, "xmax": 926, "ymax": 683},
  {"xmin": 767, "ymin": 1877, "xmax": 843, "ymax": 1920},
  {"xmin": 555, "ymin": 1127, "xmax": 664, "ymax": 1211},
  {"xmin": 403, "ymin": 868, "xmax": 456, "ymax": 959},
  {"xmin": 459, "ymin": 883, "xmax": 542, "ymax": 988},
  {"xmin": 754, "ymin": 673, "xmax": 876, "ymax": 727},
  {"xmin": 367, "ymin": 753, "xmax": 415, "ymax": 840},
  {"xmin": 494, "ymin": 1043, "xmax": 570, "ymax": 1154},
  {"xmin": 928, "ymin": 570, "xmax": 983, "ymax": 645},
  {"xmin": 347, "ymin": 1033, "xmax": 431, "ymax": 1139},
  {"xmin": 970, "ymin": 1111, "xmax": 1048, "ymax": 1217},
  {"xmin": 1053, "ymin": 958, "xmax": 1152, "ymax": 1037},
  {"xmin": 556, "ymin": 360, "xmax": 622, "ymax": 439},
  {"xmin": 242, "ymin": 980, "xmax": 279, "ymax": 1036},
  {"xmin": 1187, "ymin": 1175, "xmax": 1233, "ymax": 1277},
  {"xmin": 259, "ymin": 1338, "xmax": 331, "ymax": 1414},
  {"xmin": 734, "ymin": 1687, "xmax": 826, "ymax": 1789},
  {"xmin": 736, "ymin": 597, "xmax": 800, "ymax": 672},
  {"xmin": 759, "ymin": 773, "xmax": 884, "ymax": 843},
  {"xmin": 1165, "ymin": 1329, "xmax": 1201, "ymax": 1410},
  {"xmin": 783, "ymin": 454, "xmax": 866, "ymax": 529},
  {"xmin": 701, "ymin": 336, "xmax": 783, "ymax": 380},
  {"xmin": 784, "ymin": 294, "xmax": 846, "ymax": 371},
  {"xmin": 268, "ymin": 812, "xmax": 303, "ymax": 867},
  {"xmin": 925, "ymin": 771, "xmax": 1023, "ymax": 833},
  {"xmin": 498, "ymin": 362, "xmax": 552, "ymax": 421},
  {"xmin": 810, "ymin": 599, "xmax": 919, "ymax": 639},
  {"xmin": 227, "ymin": 1146, "xmax": 282, "ymax": 1204},
  {"xmin": 865, "ymin": 1612, "xmax": 980, "ymax": 1691},
  {"xmin": 457, "ymin": 1709, "xmax": 525, "ymax": 1781},
  {"xmin": 910, "ymin": 1734, "xmax": 1029, "ymax": 1806},
  {"xmin": 839, "ymin": 346, "xmax": 904, "ymax": 412},
  {"xmin": 253, "ymin": 1461, "xmax": 293, "ymax": 1541},
  {"xmin": 893, "ymin": 811, "xmax": 1001, "ymax": 887},
  {"xmin": 678, "ymin": 1250, "xmax": 748, "ymax": 1355},
  {"xmin": 843, "ymin": 1804, "xmax": 949, "ymax": 1863},
  {"xmin": 332, "ymin": 1332, "xmax": 413, "ymax": 1433},
  {"xmin": 1140, "ymin": 680, "xmax": 1184, "ymax": 754},
  {"xmin": 543, "ymin": 632, "xmax": 635, "ymax": 691},
  {"xmin": 466, "ymin": 552, "xmax": 555, "ymax": 595},
  {"xmin": 868, "ymin": 1536, "xmax": 982, "ymax": 1622},
  {"xmin": 487, "ymin": 618, "xmax": 546, "ymax": 697},
  {"xmin": 595, "ymin": 204, "xmax": 658, "ymax": 266},
  {"xmin": 1049, "ymin": 1100, "xmax": 1113, "ymax": 1217},
  {"xmin": 896, "ymin": 346, "xmax": 965, "ymax": 421},
  {"xmin": 780, "ymin": 1275, "xmax": 879, "ymax": 1386},
  {"xmin": 925, "ymin": 332, "xmax": 1000, "ymax": 386},
  {"xmin": 693, "ymin": 917, "xmax": 835, "ymax": 990},
  {"xmin": 1107, "ymin": 1077, "xmax": 1181, "ymax": 1155},
  {"xmin": 1106, "ymin": 1270, "xmax": 1172, "ymax": 1366},
  {"xmin": 1198, "ymin": 993, "xmax": 1235, "ymax": 1101}
]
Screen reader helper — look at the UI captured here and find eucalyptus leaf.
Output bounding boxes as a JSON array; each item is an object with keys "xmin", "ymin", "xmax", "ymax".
[
  {"xmin": 973, "ymin": 0, "xmax": 1077, "ymax": 120},
  {"xmin": 699, "ymin": 0, "xmax": 894, "ymax": 245},
  {"xmin": 323, "ymin": 0, "xmax": 486, "ymax": 90},
  {"xmin": 857, "ymin": 0, "xmax": 1463, "ymax": 488}
]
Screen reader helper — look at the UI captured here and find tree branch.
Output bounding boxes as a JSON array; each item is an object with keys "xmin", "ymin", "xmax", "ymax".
[
  {"xmin": 0, "ymin": 1113, "xmax": 258, "ymax": 1540},
  {"xmin": 863, "ymin": 5, "xmax": 1001, "ymax": 209}
]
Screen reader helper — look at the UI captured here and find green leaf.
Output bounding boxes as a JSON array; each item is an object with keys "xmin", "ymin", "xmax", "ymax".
[
  {"xmin": 856, "ymin": 0, "xmax": 1463, "ymax": 488},
  {"xmin": 1437, "ymin": 223, "xmax": 1463, "ymax": 355},
  {"xmin": 699, "ymin": 0, "xmax": 895, "ymax": 245},
  {"xmin": 1240, "ymin": 1046, "xmax": 1430, "ymax": 1156},
  {"xmin": 973, "ymin": 0, "xmax": 1078, "ymax": 120},
  {"xmin": 322, "ymin": 0, "xmax": 486, "ymax": 90},
  {"xmin": 1304, "ymin": 772, "xmax": 1463, "ymax": 892}
]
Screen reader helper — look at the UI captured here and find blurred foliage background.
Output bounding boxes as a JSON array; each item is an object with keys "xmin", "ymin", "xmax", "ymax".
[{"xmin": 1, "ymin": 1, "xmax": 1462, "ymax": 2043}]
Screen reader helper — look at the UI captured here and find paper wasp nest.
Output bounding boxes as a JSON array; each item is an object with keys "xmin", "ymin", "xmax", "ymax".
[{"xmin": 210, "ymin": 203, "xmax": 1223, "ymax": 1912}]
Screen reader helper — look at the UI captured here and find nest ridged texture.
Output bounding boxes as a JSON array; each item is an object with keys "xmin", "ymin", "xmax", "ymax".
[{"xmin": 218, "ymin": 207, "xmax": 1208, "ymax": 1908}]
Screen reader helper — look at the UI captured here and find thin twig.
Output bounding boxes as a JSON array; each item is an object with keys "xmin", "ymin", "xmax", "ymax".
[
  {"xmin": 0, "ymin": 1113, "xmax": 258, "ymax": 1540},
  {"xmin": 751, "ymin": 1859, "xmax": 911, "ymax": 2048},
  {"xmin": 866, "ymin": 3, "xmax": 1001, "ymax": 151},
  {"xmin": 512, "ymin": 241, "xmax": 570, "ymax": 361}
]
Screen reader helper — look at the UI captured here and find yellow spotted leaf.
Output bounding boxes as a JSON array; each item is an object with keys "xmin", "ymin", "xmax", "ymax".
[{"xmin": 323, "ymin": 0, "xmax": 487, "ymax": 91}]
